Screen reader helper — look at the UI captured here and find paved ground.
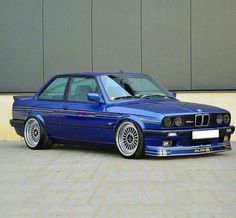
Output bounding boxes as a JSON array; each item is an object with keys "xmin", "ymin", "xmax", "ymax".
[{"xmin": 0, "ymin": 141, "xmax": 236, "ymax": 218}]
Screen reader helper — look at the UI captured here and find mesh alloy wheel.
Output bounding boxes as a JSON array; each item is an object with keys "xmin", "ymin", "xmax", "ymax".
[
  {"xmin": 115, "ymin": 121, "xmax": 144, "ymax": 158},
  {"xmin": 24, "ymin": 118, "xmax": 53, "ymax": 149},
  {"xmin": 24, "ymin": 118, "xmax": 41, "ymax": 148}
]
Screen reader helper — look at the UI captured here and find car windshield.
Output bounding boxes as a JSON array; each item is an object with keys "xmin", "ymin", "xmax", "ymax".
[{"xmin": 100, "ymin": 74, "xmax": 173, "ymax": 101}]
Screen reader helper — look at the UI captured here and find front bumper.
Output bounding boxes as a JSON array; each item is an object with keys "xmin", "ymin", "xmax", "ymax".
[
  {"xmin": 143, "ymin": 125, "xmax": 235, "ymax": 137},
  {"xmin": 144, "ymin": 125, "xmax": 234, "ymax": 157}
]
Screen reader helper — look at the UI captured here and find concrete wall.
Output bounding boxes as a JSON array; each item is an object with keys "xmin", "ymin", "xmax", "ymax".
[
  {"xmin": 0, "ymin": 0, "xmax": 236, "ymax": 92},
  {"xmin": 1, "ymin": 93, "xmax": 235, "ymax": 141},
  {"xmin": 0, "ymin": 95, "xmax": 22, "ymax": 141},
  {"xmin": 0, "ymin": 0, "xmax": 43, "ymax": 92}
]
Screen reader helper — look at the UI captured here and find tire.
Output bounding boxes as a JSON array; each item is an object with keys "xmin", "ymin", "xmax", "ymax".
[
  {"xmin": 115, "ymin": 120, "xmax": 144, "ymax": 159},
  {"xmin": 24, "ymin": 117, "xmax": 53, "ymax": 150}
]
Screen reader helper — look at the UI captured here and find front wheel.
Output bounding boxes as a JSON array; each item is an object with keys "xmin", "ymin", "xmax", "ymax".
[
  {"xmin": 115, "ymin": 120, "xmax": 144, "ymax": 159},
  {"xmin": 24, "ymin": 118, "xmax": 53, "ymax": 149}
]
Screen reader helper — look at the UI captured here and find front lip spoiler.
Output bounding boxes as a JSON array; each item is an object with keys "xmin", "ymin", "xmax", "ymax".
[{"xmin": 145, "ymin": 142, "xmax": 232, "ymax": 157}]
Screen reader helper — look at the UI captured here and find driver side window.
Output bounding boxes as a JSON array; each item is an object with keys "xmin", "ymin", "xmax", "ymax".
[{"xmin": 68, "ymin": 77, "xmax": 99, "ymax": 102}]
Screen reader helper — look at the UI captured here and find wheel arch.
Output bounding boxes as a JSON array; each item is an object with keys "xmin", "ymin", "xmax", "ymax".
[
  {"xmin": 114, "ymin": 115, "xmax": 145, "ymax": 158},
  {"xmin": 23, "ymin": 114, "xmax": 53, "ymax": 149},
  {"xmin": 114, "ymin": 115, "xmax": 145, "ymax": 132},
  {"xmin": 24, "ymin": 113, "xmax": 46, "ymax": 126}
]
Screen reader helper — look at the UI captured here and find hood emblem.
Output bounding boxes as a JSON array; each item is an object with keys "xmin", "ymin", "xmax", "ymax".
[{"xmin": 197, "ymin": 109, "xmax": 202, "ymax": 112}]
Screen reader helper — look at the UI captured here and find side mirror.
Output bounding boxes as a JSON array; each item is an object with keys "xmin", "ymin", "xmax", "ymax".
[
  {"xmin": 87, "ymin": 93, "xmax": 104, "ymax": 104},
  {"xmin": 170, "ymin": 91, "xmax": 176, "ymax": 98}
]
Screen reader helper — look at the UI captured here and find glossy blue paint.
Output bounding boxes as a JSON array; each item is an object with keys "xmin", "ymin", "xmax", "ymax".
[{"xmin": 10, "ymin": 72, "xmax": 235, "ymax": 157}]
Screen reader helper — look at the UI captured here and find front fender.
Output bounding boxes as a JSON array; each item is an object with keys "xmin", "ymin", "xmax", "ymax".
[{"xmin": 114, "ymin": 114, "xmax": 162, "ymax": 131}]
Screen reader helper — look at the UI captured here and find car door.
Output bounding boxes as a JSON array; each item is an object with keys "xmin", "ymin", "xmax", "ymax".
[
  {"xmin": 37, "ymin": 76, "xmax": 70, "ymax": 139},
  {"xmin": 60, "ymin": 76, "xmax": 107, "ymax": 143}
]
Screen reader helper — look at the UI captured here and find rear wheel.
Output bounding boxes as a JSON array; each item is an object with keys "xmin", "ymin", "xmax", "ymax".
[
  {"xmin": 115, "ymin": 120, "xmax": 144, "ymax": 159},
  {"xmin": 24, "ymin": 118, "xmax": 53, "ymax": 149}
]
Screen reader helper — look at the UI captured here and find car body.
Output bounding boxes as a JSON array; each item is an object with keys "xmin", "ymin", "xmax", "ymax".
[{"xmin": 10, "ymin": 72, "xmax": 235, "ymax": 158}]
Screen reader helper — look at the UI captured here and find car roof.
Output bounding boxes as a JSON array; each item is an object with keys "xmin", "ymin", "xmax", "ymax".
[{"xmin": 56, "ymin": 72, "xmax": 146, "ymax": 77}]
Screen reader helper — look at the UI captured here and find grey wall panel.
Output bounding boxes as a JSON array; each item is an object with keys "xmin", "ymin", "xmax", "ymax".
[
  {"xmin": 93, "ymin": 0, "xmax": 141, "ymax": 72},
  {"xmin": 142, "ymin": 0, "xmax": 190, "ymax": 90},
  {"xmin": 44, "ymin": 0, "xmax": 92, "ymax": 81},
  {"xmin": 0, "ymin": 0, "xmax": 43, "ymax": 92},
  {"xmin": 192, "ymin": 0, "xmax": 236, "ymax": 89},
  {"xmin": 0, "ymin": 0, "xmax": 236, "ymax": 92}
]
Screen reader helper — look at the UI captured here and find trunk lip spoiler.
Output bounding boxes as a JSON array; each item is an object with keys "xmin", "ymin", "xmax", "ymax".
[{"xmin": 13, "ymin": 95, "xmax": 34, "ymax": 100}]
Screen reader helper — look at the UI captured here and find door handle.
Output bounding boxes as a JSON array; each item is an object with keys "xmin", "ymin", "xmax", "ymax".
[
  {"xmin": 62, "ymin": 105, "xmax": 69, "ymax": 111},
  {"xmin": 52, "ymin": 108, "xmax": 62, "ymax": 113}
]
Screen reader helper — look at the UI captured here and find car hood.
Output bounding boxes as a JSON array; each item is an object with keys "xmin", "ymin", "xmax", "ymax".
[{"xmin": 108, "ymin": 99, "xmax": 228, "ymax": 117}]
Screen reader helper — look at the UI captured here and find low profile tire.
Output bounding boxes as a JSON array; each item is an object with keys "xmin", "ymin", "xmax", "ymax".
[
  {"xmin": 115, "ymin": 120, "xmax": 144, "ymax": 159},
  {"xmin": 24, "ymin": 118, "xmax": 53, "ymax": 150}
]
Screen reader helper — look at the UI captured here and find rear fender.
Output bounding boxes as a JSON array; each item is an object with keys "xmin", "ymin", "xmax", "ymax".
[{"xmin": 26, "ymin": 112, "xmax": 45, "ymax": 126}]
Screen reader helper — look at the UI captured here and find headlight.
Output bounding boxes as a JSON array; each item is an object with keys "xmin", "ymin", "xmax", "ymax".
[
  {"xmin": 216, "ymin": 114, "xmax": 223, "ymax": 124},
  {"xmin": 223, "ymin": 114, "xmax": 230, "ymax": 124},
  {"xmin": 174, "ymin": 117, "xmax": 183, "ymax": 127},
  {"xmin": 163, "ymin": 117, "xmax": 172, "ymax": 127}
]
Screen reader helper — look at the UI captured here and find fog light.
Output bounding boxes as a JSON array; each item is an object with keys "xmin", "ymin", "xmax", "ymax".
[
  {"xmin": 168, "ymin": 132, "xmax": 177, "ymax": 137},
  {"xmin": 163, "ymin": 140, "xmax": 172, "ymax": 147},
  {"xmin": 223, "ymin": 136, "xmax": 229, "ymax": 142},
  {"xmin": 226, "ymin": 128, "xmax": 231, "ymax": 133}
]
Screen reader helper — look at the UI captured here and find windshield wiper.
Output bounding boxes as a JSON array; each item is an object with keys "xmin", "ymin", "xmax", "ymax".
[
  {"xmin": 113, "ymin": 96, "xmax": 139, "ymax": 100},
  {"xmin": 140, "ymin": 94, "xmax": 166, "ymax": 99}
]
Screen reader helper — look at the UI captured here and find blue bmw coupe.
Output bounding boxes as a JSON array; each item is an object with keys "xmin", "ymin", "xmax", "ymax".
[{"xmin": 10, "ymin": 72, "xmax": 235, "ymax": 158}]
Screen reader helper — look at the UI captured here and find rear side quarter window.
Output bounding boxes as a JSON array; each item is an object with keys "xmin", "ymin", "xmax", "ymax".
[{"xmin": 39, "ymin": 77, "xmax": 68, "ymax": 100}]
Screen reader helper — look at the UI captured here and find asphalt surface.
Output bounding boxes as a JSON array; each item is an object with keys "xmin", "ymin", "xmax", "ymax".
[{"xmin": 0, "ymin": 141, "xmax": 236, "ymax": 218}]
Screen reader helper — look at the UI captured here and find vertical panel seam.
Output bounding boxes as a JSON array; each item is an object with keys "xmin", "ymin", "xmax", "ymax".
[
  {"xmin": 190, "ymin": 0, "xmax": 192, "ymax": 90},
  {"xmin": 91, "ymin": 0, "xmax": 94, "ymax": 72},
  {"xmin": 140, "ymin": 0, "xmax": 143, "ymax": 73},
  {"xmin": 42, "ymin": 0, "xmax": 45, "ymax": 83}
]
